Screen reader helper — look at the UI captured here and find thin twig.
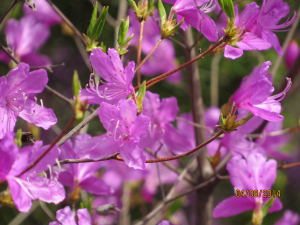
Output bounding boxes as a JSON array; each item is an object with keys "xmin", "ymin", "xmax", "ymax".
[
  {"xmin": 176, "ymin": 116, "xmax": 214, "ymax": 135},
  {"xmin": 144, "ymin": 148, "xmax": 195, "ymax": 185},
  {"xmin": 278, "ymin": 161, "xmax": 300, "ymax": 169},
  {"xmin": 271, "ymin": 5, "xmax": 300, "ymax": 78},
  {"xmin": 57, "ymin": 107, "xmax": 100, "ymax": 146},
  {"xmin": 18, "ymin": 115, "xmax": 76, "ymax": 177},
  {"xmin": 0, "ymin": 0, "xmax": 19, "ymax": 27},
  {"xmin": 30, "ymin": 63, "xmax": 65, "ymax": 72},
  {"xmin": 168, "ymin": 36, "xmax": 188, "ymax": 49},
  {"xmin": 39, "ymin": 201, "xmax": 56, "ymax": 221},
  {"xmin": 74, "ymin": 36, "xmax": 92, "ymax": 71},
  {"xmin": 211, "ymin": 53, "xmax": 221, "ymax": 106},
  {"xmin": 141, "ymin": 37, "xmax": 226, "ymax": 90},
  {"xmin": 0, "ymin": 43, "xmax": 18, "ymax": 64},
  {"xmin": 154, "ymin": 144, "xmax": 166, "ymax": 200},
  {"xmin": 246, "ymin": 126, "xmax": 300, "ymax": 139},
  {"xmin": 0, "ymin": 43, "xmax": 73, "ymax": 105},
  {"xmin": 45, "ymin": 86, "xmax": 73, "ymax": 105},
  {"xmin": 134, "ymin": 38, "xmax": 163, "ymax": 73},
  {"xmin": 8, "ymin": 201, "xmax": 39, "ymax": 225},
  {"xmin": 137, "ymin": 20, "xmax": 145, "ymax": 86},
  {"xmin": 46, "ymin": 0, "xmax": 86, "ymax": 45}
]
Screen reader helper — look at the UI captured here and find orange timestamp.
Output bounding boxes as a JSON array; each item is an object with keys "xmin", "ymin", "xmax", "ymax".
[{"xmin": 235, "ymin": 189, "xmax": 281, "ymax": 198}]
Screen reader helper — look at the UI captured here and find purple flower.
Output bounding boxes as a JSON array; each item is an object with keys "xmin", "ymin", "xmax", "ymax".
[
  {"xmin": 230, "ymin": 61, "xmax": 291, "ymax": 122},
  {"xmin": 274, "ymin": 210, "xmax": 300, "ymax": 225},
  {"xmin": 128, "ymin": 9, "xmax": 182, "ymax": 83},
  {"xmin": 284, "ymin": 40, "xmax": 299, "ymax": 69},
  {"xmin": 0, "ymin": 63, "xmax": 57, "ymax": 139},
  {"xmin": 92, "ymin": 196, "xmax": 120, "ymax": 225},
  {"xmin": 1, "ymin": 135, "xmax": 65, "ymax": 213},
  {"xmin": 140, "ymin": 91, "xmax": 193, "ymax": 154},
  {"xmin": 213, "ymin": 153, "xmax": 282, "ymax": 218},
  {"xmin": 101, "ymin": 160, "xmax": 147, "ymax": 192},
  {"xmin": 222, "ymin": 0, "xmax": 297, "ymax": 59},
  {"xmin": 158, "ymin": 220, "xmax": 171, "ymax": 225},
  {"xmin": 50, "ymin": 206, "xmax": 91, "ymax": 225},
  {"xmin": 256, "ymin": 121, "xmax": 291, "ymax": 160},
  {"xmin": 251, "ymin": 0, "xmax": 297, "ymax": 56},
  {"xmin": 167, "ymin": 0, "xmax": 218, "ymax": 42},
  {"xmin": 58, "ymin": 134, "xmax": 113, "ymax": 196},
  {"xmin": 23, "ymin": 0, "xmax": 61, "ymax": 26},
  {"xmin": 80, "ymin": 99, "xmax": 150, "ymax": 170},
  {"xmin": 80, "ymin": 48, "xmax": 134, "ymax": 106},
  {"xmin": 0, "ymin": 16, "xmax": 51, "ymax": 66}
]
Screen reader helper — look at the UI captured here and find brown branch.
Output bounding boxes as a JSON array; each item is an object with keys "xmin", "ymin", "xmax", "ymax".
[
  {"xmin": 138, "ymin": 36, "xmax": 226, "ymax": 90},
  {"xmin": 134, "ymin": 38, "xmax": 163, "ymax": 74},
  {"xmin": 57, "ymin": 107, "xmax": 100, "ymax": 146},
  {"xmin": 278, "ymin": 161, "xmax": 300, "ymax": 169},
  {"xmin": 18, "ymin": 115, "xmax": 76, "ymax": 177},
  {"xmin": 57, "ymin": 152, "xmax": 120, "ymax": 165},
  {"xmin": 0, "ymin": 43, "xmax": 18, "ymax": 64},
  {"xmin": 247, "ymin": 126, "xmax": 300, "ymax": 139},
  {"xmin": 137, "ymin": 20, "xmax": 145, "ymax": 86},
  {"xmin": 46, "ymin": 0, "xmax": 86, "ymax": 45},
  {"xmin": 144, "ymin": 148, "xmax": 196, "ymax": 185},
  {"xmin": 0, "ymin": 0, "xmax": 19, "ymax": 27}
]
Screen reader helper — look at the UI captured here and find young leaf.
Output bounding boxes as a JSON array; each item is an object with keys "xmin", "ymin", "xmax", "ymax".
[
  {"xmin": 262, "ymin": 197, "xmax": 276, "ymax": 217},
  {"xmin": 73, "ymin": 70, "xmax": 81, "ymax": 98},
  {"xmin": 158, "ymin": 0, "xmax": 167, "ymax": 25},
  {"xmin": 138, "ymin": 80, "xmax": 146, "ymax": 100},
  {"xmin": 15, "ymin": 129, "xmax": 22, "ymax": 148},
  {"xmin": 218, "ymin": 0, "xmax": 235, "ymax": 22},
  {"xmin": 91, "ymin": 6, "xmax": 109, "ymax": 40},
  {"xmin": 87, "ymin": 1, "xmax": 98, "ymax": 38},
  {"xmin": 118, "ymin": 19, "xmax": 126, "ymax": 46},
  {"xmin": 126, "ymin": 0, "xmax": 138, "ymax": 11}
]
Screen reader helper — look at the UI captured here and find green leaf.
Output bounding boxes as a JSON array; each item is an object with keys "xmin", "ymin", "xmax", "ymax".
[
  {"xmin": 124, "ymin": 34, "xmax": 134, "ymax": 44},
  {"xmin": 158, "ymin": 0, "xmax": 167, "ymax": 25},
  {"xmin": 148, "ymin": 0, "xmax": 154, "ymax": 10},
  {"xmin": 126, "ymin": 0, "xmax": 138, "ymax": 11},
  {"xmin": 118, "ymin": 19, "xmax": 126, "ymax": 45},
  {"xmin": 262, "ymin": 197, "xmax": 276, "ymax": 217},
  {"xmin": 73, "ymin": 70, "xmax": 81, "ymax": 98},
  {"xmin": 138, "ymin": 80, "xmax": 146, "ymax": 100},
  {"xmin": 219, "ymin": 113, "xmax": 225, "ymax": 127},
  {"xmin": 87, "ymin": 1, "xmax": 98, "ymax": 38},
  {"xmin": 15, "ymin": 129, "xmax": 22, "ymax": 148},
  {"xmin": 100, "ymin": 42, "xmax": 107, "ymax": 53},
  {"xmin": 218, "ymin": 0, "xmax": 235, "ymax": 22},
  {"xmin": 91, "ymin": 6, "xmax": 109, "ymax": 40}
]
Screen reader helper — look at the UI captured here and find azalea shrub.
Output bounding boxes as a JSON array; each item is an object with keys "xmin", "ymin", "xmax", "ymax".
[{"xmin": 0, "ymin": 0, "xmax": 300, "ymax": 225}]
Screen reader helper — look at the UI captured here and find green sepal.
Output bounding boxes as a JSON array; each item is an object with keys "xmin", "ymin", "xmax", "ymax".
[
  {"xmin": 137, "ymin": 81, "xmax": 146, "ymax": 114},
  {"xmin": 218, "ymin": 0, "xmax": 235, "ymax": 22},
  {"xmin": 87, "ymin": 2, "xmax": 98, "ymax": 38},
  {"xmin": 261, "ymin": 197, "xmax": 276, "ymax": 217},
  {"xmin": 73, "ymin": 70, "xmax": 81, "ymax": 98},
  {"xmin": 219, "ymin": 113, "xmax": 225, "ymax": 127},
  {"xmin": 127, "ymin": 0, "xmax": 138, "ymax": 11},
  {"xmin": 90, "ymin": 6, "xmax": 109, "ymax": 40},
  {"xmin": 100, "ymin": 42, "xmax": 107, "ymax": 53},
  {"xmin": 158, "ymin": 0, "xmax": 167, "ymax": 25},
  {"xmin": 15, "ymin": 129, "xmax": 22, "ymax": 148}
]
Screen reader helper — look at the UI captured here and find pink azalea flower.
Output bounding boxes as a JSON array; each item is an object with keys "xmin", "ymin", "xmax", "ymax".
[
  {"xmin": 223, "ymin": 0, "xmax": 297, "ymax": 59},
  {"xmin": 128, "ymin": 9, "xmax": 182, "ymax": 83},
  {"xmin": 158, "ymin": 220, "xmax": 171, "ymax": 225},
  {"xmin": 80, "ymin": 48, "xmax": 134, "ymax": 106},
  {"xmin": 165, "ymin": 0, "xmax": 218, "ymax": 42},
  {"xmin": 213, "ymin": 153, "xmax": 282, "ymax": 218},
  {"xmin": 0, "ymin": 16, "xmax": 51, "ymax": 66},
  {"xmin": 58, "ymin": 134, "xmax": 113, "ymax": 196},
  {"xmin": 0, "ymin": 63, "xmax": 57, "ymax": 139},
  {"xmin": 274, "ymin": 210, "xmax": 300, "ymax": 225},
  {"xmin": 50, "ymin": 206, "xmax": 91, "ymax": 225},
  {"xmin": 23, "ymin": 0, "xmax": 61, "ymax": 26},
  {"xmin": 1, "ymin": 133, "xmax": 65, "ymax": 213},
  {"xmin": 256, "ymin": 121, "xmax": 291, "ymax": 160},
  {"xmin": 177, "ymin": 108, "xmax": 227, "ymax": 158},
  {"xmin": 79, "ymin": 99, "xmax": 150, "ymax": 170},
  {"xmin": 140, "ymin": 91, "xmax": 193, "ymax": 154},
  {"xmin": 284, "ymin": 40, "xmax": 299, "ymax": 69},
  {"xmin": 230, "ymin": 61, "xmax": 292, "ymax": 122}
]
